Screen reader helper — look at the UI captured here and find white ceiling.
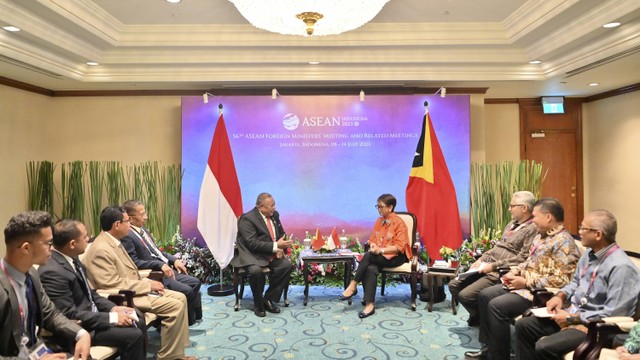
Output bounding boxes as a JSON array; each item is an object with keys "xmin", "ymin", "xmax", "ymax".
[{"xmin": 0, "ymin": 0, "xmax": 639, "ymax": 98}]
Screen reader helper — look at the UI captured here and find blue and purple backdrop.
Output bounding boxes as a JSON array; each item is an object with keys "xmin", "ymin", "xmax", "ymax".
[{"xmin": 181, "ymin": 95, "xmax": 470, "ymax": 244}]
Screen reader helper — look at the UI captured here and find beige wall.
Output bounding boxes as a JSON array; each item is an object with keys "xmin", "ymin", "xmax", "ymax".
[
  {"xmin": 583, "ymin": 91, "xmax": 640, "ymax": 251},
  {"xmin": 2, "ymin": 85, "xmax": 638, "ymax": 254},
  {"xmin": 1, "ymin": 85, "xmax": 182, "ymax": 256}
]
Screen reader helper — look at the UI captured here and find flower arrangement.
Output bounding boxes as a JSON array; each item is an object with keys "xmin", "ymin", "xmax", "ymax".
[
  {"xmin": 155, "ymin": 226, "xmax": 180, "ymax": 255},
  {"xmin": 439, "ymin": 228, "xmax": 502, "ymax": 269},
  {"xmin": 288, "ymin": 236, "xmax": 364, "ymax": 286},
  {"xmin": 173, "ymin": 230, "xmax": 232, "ymax": 284}
]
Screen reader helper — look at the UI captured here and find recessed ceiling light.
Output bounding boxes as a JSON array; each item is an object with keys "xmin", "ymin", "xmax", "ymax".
[
  {"xmin": 86, "ymin": 61, "xmax": 99, "ymax": 66},
  {"xmin": 440, "ymin": 11, "xmax": 449, "ymax": 15},
  {"xmin": 166, "ymin": 0, "xmax": 181, "ymax": 3},
  {"xmin": 2, "ymin": 26, "xmax": 20, "ymax": 32},
  {"xmin": 588, "ymin": 82, "xmax": 599, "ymax": 87},
  {"xmin": 529, "ymin": 60, "xmax": 542, "ymax": 64},
  {"xmin": 603, "ymin": 22, "xmax": 621, "ymax": 28},
  {"xmin": 308, "ymin": 61, "xmax": 320, "ymax": 65}
]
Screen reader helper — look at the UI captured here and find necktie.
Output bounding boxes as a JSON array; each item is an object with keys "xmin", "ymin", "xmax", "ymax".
[
  {"xmin": 266, "ymin": 217, "xmax": 276, "ymax": 241},
  {"xmin": 73, "ymin": 258, "xmax": 98, "ymax": 312},
  {"xmin": 24, "ymin": 274, "xmax": 37, "ymax": 347},
  {"xmin": 139, "ymin": 229, "xmax": 169, "ymax": 263}
]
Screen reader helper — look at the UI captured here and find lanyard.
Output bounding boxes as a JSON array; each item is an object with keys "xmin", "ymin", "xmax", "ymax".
[
  {"xmin": 580, "ymin": 244, "xmax": 619, "ymax": 301},
  {"xmin": 0, "ymin": 261, "xmax": 27, "ymax": 333}
]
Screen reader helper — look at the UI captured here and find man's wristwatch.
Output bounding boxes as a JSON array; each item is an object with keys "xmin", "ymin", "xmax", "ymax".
[{"xmin": 565, "ymin": 315, "xmax": 580, "ymax": 325}]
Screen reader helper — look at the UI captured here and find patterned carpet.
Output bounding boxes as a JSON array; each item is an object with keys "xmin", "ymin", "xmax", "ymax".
[{"xmin": 147, "ymin": 284, "xmax": 482, "ymax": 360}]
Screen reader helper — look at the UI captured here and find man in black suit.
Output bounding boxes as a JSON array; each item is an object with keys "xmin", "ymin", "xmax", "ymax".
[
  {"xmin": 1, "ymin": 211, "xmax": 91, "ymax": 359},
  {"xmin": 230, "ymin": 192, "xmax": 293, "ymax": 317},
  {"xmin": 38, "ymin": 219, "xmax": 145, "ymax": 360},
  {"xmin": 121, "ymin": 200, "xmax": 202, "ymax": 326}
]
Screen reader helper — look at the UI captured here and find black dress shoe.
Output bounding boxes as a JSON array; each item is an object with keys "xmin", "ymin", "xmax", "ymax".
[
  {"xmin": 254, "ymin": 308, "xmax": 266, "ymax": 317},
  {"xmin": 338, "ymin": 289, "xmax": 357, "ymax": 301},
  {"xmin": 263, "ymin": 300, "xmax": 281, "ymax": 314},
  {"xmin": 358, "ymin": 308, "xmax": 375, "ymax": 318},
  {"xmin": 464, "ymin": 346, "xmax": 488, "ymax": 359}
]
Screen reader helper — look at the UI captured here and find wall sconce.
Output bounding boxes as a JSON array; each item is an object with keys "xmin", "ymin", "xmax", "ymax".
[
  {"xmin": 359, "ymin": 90, "xmax": 365, "ymax": 101},
  {"xmin": 203, "ymin": 92, "xmax": 215, "ymax": 103},
  {"xmin": 272, "ymin": 88, "xmax": 280, "ymax": 99}
]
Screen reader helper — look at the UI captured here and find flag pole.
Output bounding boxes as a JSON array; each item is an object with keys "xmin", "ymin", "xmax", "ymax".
[{"xmin": 207, "ymin": 102, "xmax": 235, "ymax": 297}]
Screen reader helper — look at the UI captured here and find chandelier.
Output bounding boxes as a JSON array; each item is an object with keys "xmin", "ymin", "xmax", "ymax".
[{"xmin": 229, "ymin": 0, "xmax": 390, "ymax": 37}]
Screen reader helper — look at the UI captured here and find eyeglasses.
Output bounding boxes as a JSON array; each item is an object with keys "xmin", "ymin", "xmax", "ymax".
[
  {"xmin": 31, "ymin": 240, "xmax": 53, "ymax": 248},
  {"xmin": 508, "ymin": 204, "xmax": 524, "ymax": 208},
  {"xmin": 374, "ymin": 204, "xmax": 388, "ymax": 209},
  {"xmin": 119, "ymin": 219, "xmax": 131, "ymax": 224},
  {"xmin": 578, "ymin": 225, "xmax": 600, "ymax": 233}
]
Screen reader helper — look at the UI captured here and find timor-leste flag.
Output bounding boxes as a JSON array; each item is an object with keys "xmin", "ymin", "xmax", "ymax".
[
  {"xmin": 197, "ymin": 111, "xmax": 243, "ymax": 269},
  {"xmin": 406, "ymin": 107, "xmax": 462, "ymax": 259}
]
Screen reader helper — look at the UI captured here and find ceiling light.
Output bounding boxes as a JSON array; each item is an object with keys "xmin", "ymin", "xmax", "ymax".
[
  {"xmin": 602, "ymin": 22, "xmax": 621, "ymax": 28},
  {"xmin": 588, "ymin": 83, "xmax": 599, "ymax": 87},
  {"xmin": 229, "ymin": 0, "xmax": 390, "ymax": 36},
  {"xmin": 86, "ymin": 61, "xmax": 99, "ymax": 66},
  {"xmin": 308, "ymin": 61, "xmax": 320, "ymax": 65},
  {"xmin": 529, "ymin": 60, "xmax": 542, "ymax": 64},
  {"xmin": 166, "ymin": 0, "xmax": 181, "ymax": 3},
  {"xmin": 2, "ymin": 26, "xmax": 20, "ymax": 32}
]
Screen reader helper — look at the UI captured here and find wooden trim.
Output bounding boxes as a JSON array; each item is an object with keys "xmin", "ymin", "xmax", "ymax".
[
  {"xmin": 484, "ymin": 98, "xmax": 519, "ymax": 104},
  {"xmin": 584, "ymin": 83, "xmax": 640, "ymax": 102},
  {"xmin": 0, "ymin": 76, "xmax": 489, "ymax": 97},
  {"xmin": 0, "ymin": 76, "xmax": 54, "ymax": 96}
]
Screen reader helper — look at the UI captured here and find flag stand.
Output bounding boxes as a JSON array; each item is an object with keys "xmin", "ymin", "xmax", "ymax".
[{"xmin": 207, "ymin": 268, "xmax": 234, "ymax": 296}]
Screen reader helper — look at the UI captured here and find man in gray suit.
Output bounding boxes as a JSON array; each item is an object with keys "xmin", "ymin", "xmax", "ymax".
[
  {"xmin": 230, "ymin": 193, "xmax": 293, "ymax": 318},
  {"xmin": 1, "ymin": 211, "xmax": 91, "ymax": 359}
]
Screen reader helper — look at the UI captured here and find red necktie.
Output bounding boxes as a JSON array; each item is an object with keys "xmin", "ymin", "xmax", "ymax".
[{"xmin": 266, "ymin": 217, "xmax": 276, "ymax": 241}]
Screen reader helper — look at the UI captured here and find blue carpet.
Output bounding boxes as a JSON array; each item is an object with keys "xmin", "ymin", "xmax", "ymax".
[{"xmin": 149, "ymin": 284, "xmax": 481, "ymax": 359}]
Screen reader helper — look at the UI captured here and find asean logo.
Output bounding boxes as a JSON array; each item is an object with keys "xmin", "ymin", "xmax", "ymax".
[{"xmin": 282, "ymin": 113, "xmax": 299, "ymax": 130}]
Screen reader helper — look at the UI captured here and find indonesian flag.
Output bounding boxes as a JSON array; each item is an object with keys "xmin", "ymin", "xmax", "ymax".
[
  {"xmin": 406, "ymin": 105, "xmax": 463, "ymax": 260},
  {"xmin": 329, "ymin": 226, "xmax": 340, "ymax": 249},
  {"xmin": 197, "ymin": 112, "xmax": 243, "ymax": 269},
  {"xmin": 311, "ymin": 227, "xmax": 324, "ymax": 251}
]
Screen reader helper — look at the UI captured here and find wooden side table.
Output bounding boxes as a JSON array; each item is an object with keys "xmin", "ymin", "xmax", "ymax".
[
  {"xmin": 425, "ymin": 265, "xmax": 460, "ymax": 314},
  {"xmin": 299, "ymin": 252, "xmax": 356, "ymax": 306}
]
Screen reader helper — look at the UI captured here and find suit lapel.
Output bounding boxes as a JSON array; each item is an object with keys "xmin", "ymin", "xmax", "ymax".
[
  {"xmin": 0, "ymin": 272, "xmax": 23, "ymax": 350},
  {"xmin": 252, "ymin": 208, "xmax": 271, "ymax": 240}
]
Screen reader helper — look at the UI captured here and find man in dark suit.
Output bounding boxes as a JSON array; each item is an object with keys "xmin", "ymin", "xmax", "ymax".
[
  {"xmin": 38, "ymin": 219, "xmax": 145, "ymax": 360},
  {"xmin": 230, "ymin": 193, "xmax": 293, "ymax": 317},
  {"xmin": 121, "ymin": 200, "xmax": 202, "ymax": 326},
  {"xmin": 1, "ymin": 211, "xmax": 91, "ymax": 359}
]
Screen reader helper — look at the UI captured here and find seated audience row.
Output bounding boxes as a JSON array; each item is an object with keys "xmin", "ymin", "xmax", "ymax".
[{"xmin": 461, "ymin": 197, "xmax": 640, "ymax": 360}]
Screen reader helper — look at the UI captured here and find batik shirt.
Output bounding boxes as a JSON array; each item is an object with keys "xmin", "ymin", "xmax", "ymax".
[
  {"xmin": 624, "ymin": 322, "xmax": 640, "ymax": 353},
  {"xmin": 480, "ymin": 218, "xmax": 537, "ymax": 271},
  {"xmin": 510, "ymin": 226, "xmax": 581, "ymax": 301}
]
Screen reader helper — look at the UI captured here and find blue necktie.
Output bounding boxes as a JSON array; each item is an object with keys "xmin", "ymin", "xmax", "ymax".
[{"xmin": 24, "ymin": 274, "xmax": 37, "ymax": 347}]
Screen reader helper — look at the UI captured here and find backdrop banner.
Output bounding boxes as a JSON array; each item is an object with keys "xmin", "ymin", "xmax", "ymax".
[{"xmin": 182, "ymin": 95, "xmax": 470, "ymax": 245}]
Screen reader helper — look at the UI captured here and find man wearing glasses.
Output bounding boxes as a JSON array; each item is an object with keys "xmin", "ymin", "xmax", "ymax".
[
  {"xmin": 515, "ymin": 209, "xmax": 640, "ymax": 360},
  {"xmin": 1, "ymin": 211, "xmax": 91, "ymax": 359},
  {"xmin": 82, "ymin": 206, "xmax": 195, "ymax": 360},
  {"xmin": 465, "ymin": 197, "xmax": 581, "ymax": 360},
  {"xmin": 449, "ymin": 191, "xmax": 538, "ymax": 326}
]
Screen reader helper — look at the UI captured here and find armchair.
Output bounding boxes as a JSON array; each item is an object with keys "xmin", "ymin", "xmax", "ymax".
[{"xmin": 374, "ymin": 211, "xmax": 420, "ymax": 311}]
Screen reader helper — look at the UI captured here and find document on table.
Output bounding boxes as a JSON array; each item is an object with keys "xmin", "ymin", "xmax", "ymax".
[{"xmin": 530, "ymin": 307, "xmax": 554, "ymax": 318}]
